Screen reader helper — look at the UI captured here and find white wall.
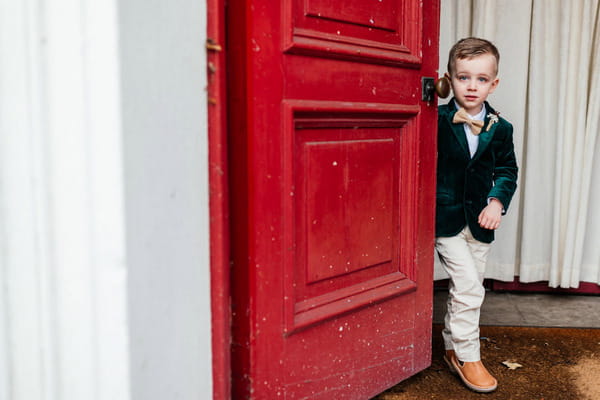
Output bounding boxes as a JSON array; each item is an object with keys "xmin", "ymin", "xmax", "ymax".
[
  {"xmin": 0, "ymin": 0, "xmax": 131, "ymax": 398},
  {"xmin": 117, "ymin": 0, "xmax": 213, "ymax": 399},
  {"xmin": 0, "ymin": 0, "xmax": 212, "ymax": 398}
]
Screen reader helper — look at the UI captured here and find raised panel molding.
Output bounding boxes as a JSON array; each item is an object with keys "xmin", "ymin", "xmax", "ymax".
[
  {"xmin": 305, "ymin": 0, "xmax": 398, "ymax": 31},
  {"xmin": 282, "ymin": 101, "xmax": 421, "ymax": 332},
  {"xmin": 304, "ymin": 138, "xmax": 395, "ymax": 283},
  {"xmin": 283, "ymin": 0, "xmax": 423, "ymax": 66}
]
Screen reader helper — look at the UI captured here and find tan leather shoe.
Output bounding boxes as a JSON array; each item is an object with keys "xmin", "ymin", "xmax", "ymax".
[
  {"xmin": 442, "ymin": 350, "xmax": 456, "ymax": 378},
  {"xmin": 445, "ymin": 352, "xmax": 497, "ymax": 393}
]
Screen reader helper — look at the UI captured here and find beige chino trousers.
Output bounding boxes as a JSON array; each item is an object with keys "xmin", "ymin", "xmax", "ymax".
[{"xmin": 435, "ymin": 225, "xmax": 491, "ymax": 362}]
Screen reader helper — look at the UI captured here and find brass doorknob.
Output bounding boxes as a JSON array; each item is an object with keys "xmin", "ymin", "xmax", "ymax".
[{"xmin": 435, "ymin": 76, "xmax": 451, "ymax": 98}]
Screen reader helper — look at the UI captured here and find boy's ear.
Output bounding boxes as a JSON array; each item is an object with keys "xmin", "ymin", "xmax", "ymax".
[{"xmin": 489, "ymin": 77, "xmax": 500, "ymax": 93}]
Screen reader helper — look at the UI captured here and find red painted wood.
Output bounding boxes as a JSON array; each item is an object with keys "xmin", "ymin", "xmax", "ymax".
[
  {"xmin": 227, "ymin": 3, "xmax": 253, "ymax": 400},
  {"xmin": 286, "ymin": 0, "xmax": 422, "ymax": 65},
  {"xmin": 229, "ymin": 0, "xmax": 440, "ymax": 398},
  {"xmin": 207, "ymin": 0, "xmax": 230, "ymax": 398},
  {"xmin": 304, "ymin": 137, "xmax": 393, "ymax": 281},
  {"xmin": 305, "ymin": 0, "xmax": 399, "ymax": 31}
]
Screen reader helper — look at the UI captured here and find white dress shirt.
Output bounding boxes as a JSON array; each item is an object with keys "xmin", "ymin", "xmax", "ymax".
[
  {"xmin": 454, "ymin": 104, "xmax": 504, "ymax": 210},
  {"xmin": 456, "ymin": 104, "xmax": 486, "ymax": 158}
]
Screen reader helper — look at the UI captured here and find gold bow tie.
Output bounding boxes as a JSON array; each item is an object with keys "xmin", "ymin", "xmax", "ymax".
[{"xmin": 452, "ymin": 108, "xmax": 485, "ymax": 135}]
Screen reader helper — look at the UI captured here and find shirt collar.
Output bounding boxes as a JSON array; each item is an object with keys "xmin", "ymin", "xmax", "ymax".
[{"xmin": 454, "ymin": 101, "xmax": 487, "ymax": 121}]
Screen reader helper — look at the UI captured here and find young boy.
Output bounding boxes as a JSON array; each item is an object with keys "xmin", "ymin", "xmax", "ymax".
[{"xmin": 436, "ymin": 37, "xmax": 518, "ymax": 393}]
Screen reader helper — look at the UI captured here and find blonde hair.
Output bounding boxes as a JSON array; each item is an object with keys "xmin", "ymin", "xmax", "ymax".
[{"xmin": 447, "ymin": 37, "xmax": 500, "ymax": 76}]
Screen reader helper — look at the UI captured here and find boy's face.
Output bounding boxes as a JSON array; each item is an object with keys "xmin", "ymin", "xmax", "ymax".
[{"xmin": 450, "ymin": 53, "xmax": 499, "ymax": 115}]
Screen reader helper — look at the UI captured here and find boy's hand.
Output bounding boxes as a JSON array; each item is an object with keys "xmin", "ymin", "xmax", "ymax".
[{"xmin": 478, "ymin": 198, "xmax": 503, "ymax": 230}]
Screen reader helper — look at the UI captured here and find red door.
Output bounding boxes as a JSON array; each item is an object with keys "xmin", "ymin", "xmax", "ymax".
[{"xmin": 228, "ymin": 1, "xmax": 439, "ymax": 398}]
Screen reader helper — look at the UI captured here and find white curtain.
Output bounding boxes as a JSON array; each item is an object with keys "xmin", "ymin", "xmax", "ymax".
[{"xmin": 436, "ymin": 0, "xmax": 600, "ymax": 288}]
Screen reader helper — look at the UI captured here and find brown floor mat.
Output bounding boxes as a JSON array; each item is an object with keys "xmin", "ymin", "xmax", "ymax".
[{"xmin": 373, "ymin": 325, "xmax": 600, "ymax": 400}]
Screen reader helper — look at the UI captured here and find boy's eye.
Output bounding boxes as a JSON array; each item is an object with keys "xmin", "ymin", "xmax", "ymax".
[{"xmin": 478, "ymin": 77, "xmax": 489, "ymax": 82}]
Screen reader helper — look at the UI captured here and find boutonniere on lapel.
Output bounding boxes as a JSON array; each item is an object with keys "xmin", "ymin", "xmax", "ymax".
[{"xmin": 486, "ymin": 112, "xmax": 500, "ymax": 132}]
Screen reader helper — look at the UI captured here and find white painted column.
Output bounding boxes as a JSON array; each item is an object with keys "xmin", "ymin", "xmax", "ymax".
[
  {"xmin": 117, "ymin": 0, "xmax": 213, "ymax": 398},
  {"xmin": 0, "ymin": 0, "xmax": 212, "ymax": 398},
  {"xmin": 0, "ymin": 0, "xmax": 130, "ymax": 399},
  {"xmin": 0, "ymin": 3, "xmax": 51, "ymax": 397}
]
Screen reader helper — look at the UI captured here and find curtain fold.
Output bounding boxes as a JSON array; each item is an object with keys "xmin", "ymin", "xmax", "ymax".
[
  {"xmin": 581, "ymin": 12, "xmax": 600, "ymax": 283},
  {"xmin": 436, "ymin": 0, "xmax": 600, "ymax": 287}
]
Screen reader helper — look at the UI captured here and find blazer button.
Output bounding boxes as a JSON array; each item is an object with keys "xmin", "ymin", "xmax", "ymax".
[{"xmin": 465, "ymin": 199, "xmax": 473, "ymax": 205}]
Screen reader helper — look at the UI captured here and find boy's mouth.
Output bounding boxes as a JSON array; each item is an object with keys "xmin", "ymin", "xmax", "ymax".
[{"xmin": 464, "ymin": 95, "xmax": 478, "ymax": 101}]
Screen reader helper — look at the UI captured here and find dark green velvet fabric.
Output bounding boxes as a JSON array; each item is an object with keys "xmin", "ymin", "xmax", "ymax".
[{"xmin": 436, "ymin": 98, "xmax": 518, "ymax": 243}]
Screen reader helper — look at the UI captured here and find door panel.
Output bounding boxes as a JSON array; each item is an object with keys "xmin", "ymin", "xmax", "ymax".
[
  {"xmin": 229, "ymin": 0, "xmax": 439, "ymax": 398},
  {"xmin": 286, "ymin": 0, "xmax": 422, "ymax": 65},
  {"xmin": 305, "ymin": 0, "xmax": 399, "ymax": 30},
  {"xmin": 283, "ymin": 102, "xmax": 421, "ymax": 333},
  {"xmin": 304, "ymin": 137, "xmax": 394, "ymax": 281}
]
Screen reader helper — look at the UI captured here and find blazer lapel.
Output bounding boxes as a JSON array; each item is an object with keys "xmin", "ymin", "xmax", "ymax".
[
  {"xmin": 445, "ymin": 99, "xmax": 471, "ymax": 160},
  {"xmin": 470, "ymin": 102, "xmax": 498, "ymax": 162},
  {"xmin": 470, "ymin": 125, "xmax": 494, "ymax": 163}
]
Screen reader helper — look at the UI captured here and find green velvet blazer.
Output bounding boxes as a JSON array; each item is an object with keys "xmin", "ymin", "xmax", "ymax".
[{"xmin": 436, "ymin": 98, "xmax": 518, "ymax": 243}]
